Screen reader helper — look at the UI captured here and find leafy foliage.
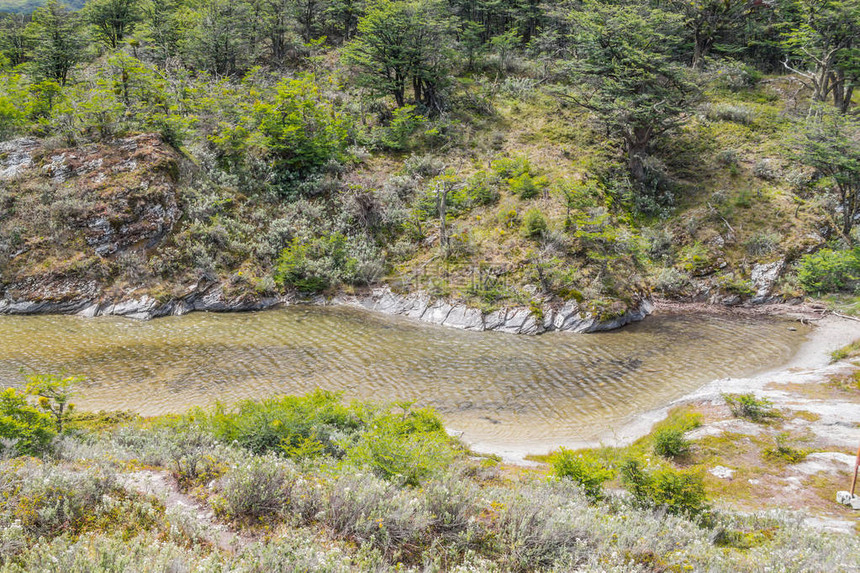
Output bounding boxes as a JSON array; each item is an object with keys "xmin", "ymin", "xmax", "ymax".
[
  {"xmin": 0, "ymin": 388, "xmax": 54, "ymax": 456},
  {"xmin": 187, "ymin": 390, "xmax": 361, "ymax": 458},
  {"xmin": 798, "ymin": 247, "xmax": 860, "ymax": 294},
  {"xmin": 347, "ymin": 403, "xmax": 454, "ymax": 486},
  {"xmin": 652, "ymin": 427, "xmax": 692, "ymax": 459},
  {"xmin": 275, "ymin": 233, "xmax": 365, "ymax": 292},
  {"xmin": 558, "ymin": 1, "xmax": 699, "ymax": 189},
  {"xmin": 620, "ymin": 459, "xmax": 709, "ymax": 517},
  {"xmin": 794, "ymin": 110, "xmax": 860, "ymax": 238},
  {"xmin": 551, "ymin": 448, "xmax": 612, "ymax": 499}
]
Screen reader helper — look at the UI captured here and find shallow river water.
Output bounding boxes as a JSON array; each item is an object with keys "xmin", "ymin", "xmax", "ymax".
[{"xmin": 0, "ymin": 307, "xmax": 810, "ymax": 453}]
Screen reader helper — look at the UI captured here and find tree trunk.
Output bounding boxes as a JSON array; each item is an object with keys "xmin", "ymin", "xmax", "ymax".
[
  {"xmin": 629, "ymin": 151, "xmax": 646, "ymax": 185},
  {"xmin": 438, "ymin": 182, "xmax": 449, "ymax": 254}
]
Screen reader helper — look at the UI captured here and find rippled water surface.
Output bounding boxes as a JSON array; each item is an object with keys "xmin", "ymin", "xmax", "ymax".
[{"xmin": 0, "ymin": 308, "xmax": 809, "ymax": 451}]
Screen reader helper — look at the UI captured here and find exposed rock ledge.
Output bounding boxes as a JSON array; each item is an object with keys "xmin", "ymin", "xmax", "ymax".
[
  {"xmin": 333, "ymin": 289, "xmax": 653, "ymax": 334},
  {"xmin": 0, "ymin": 287, "xmax": 653, "ymax": 335}
]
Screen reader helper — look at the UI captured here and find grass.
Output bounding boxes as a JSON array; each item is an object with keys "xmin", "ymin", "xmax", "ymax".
[
  {"xmin": 827, "ymin": 368, "xmax": 860, "ymax": 393},
  {"xmin": 831, "ymin": 339, "xmax": 860, "ymax": 362}
]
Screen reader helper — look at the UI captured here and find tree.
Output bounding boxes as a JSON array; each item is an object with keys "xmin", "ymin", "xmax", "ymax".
[
  {"xmin": 257, "ymin": 76, "xmax": 350, "ymax": 173},
  {"xmin": 558, "ymin": 2, "xmax": 699, "ymax": 187},
  {"xmin": 460, "ymin": 20, "xmax": 485, "ymax": 71},
  {"xmin": 26, "ymin": 0, "xmax": 85, "ymax": 85},
  {"xmin": 795, "ymin": 108, "xmax": 860, "ymax": 239},
  {"xmin": 343, "ymin": 0, "xmax": 453, "ymax": 111},
  {"xmin": 782, "ymin": 0, "xmax": 860, "ymax": 113},
  {"xmin": 295, "ymin": 0, "xmax": 324, "ymax": 42},
  {"xmin": 260, "ymin": 0, "xmax": 296, "ymax": 63},
  {"xmin": 326, "ymin": 0, "xmax": 365, "ymax": 41},
  {"xmin": 139, "ymin": 0, "xmax": 182, "ymax": 64},
  {"xmin": 211, "ymin": 75, "xmax": 349, "ymax": 181},
  {"xmin": 24, "ymin": 373, "xmax": 80, "ymax": 433},
  {"xmin": 85, "ymin": 0, "xmax": 141, "ymax": 50},
  {"xmin": 0, "ymin": 14, "xmax": 30, "ymax": 68},
  {"xmin": 666, "ymin": 0, "xmax": 751, "ymax": 69},
  {"xmin": 185, "ymin": 0, "xmax": 255, "ymax": 76}
]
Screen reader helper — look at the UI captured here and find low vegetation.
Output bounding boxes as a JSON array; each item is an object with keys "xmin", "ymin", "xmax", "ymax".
[
  {"xmin": 723, "ymin": 393, "xmax": 780, "ymax": 423},
  {"xmin": 0, "ymin": 385, "xmax": 857, "ymax": 571}
]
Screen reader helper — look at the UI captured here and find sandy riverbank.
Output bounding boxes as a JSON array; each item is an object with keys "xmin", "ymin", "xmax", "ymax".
[{"xmin": 472, "ymin": 308, "xmax": 860, "ymax": 463}]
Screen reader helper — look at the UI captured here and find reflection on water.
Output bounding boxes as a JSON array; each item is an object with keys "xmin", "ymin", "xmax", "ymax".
[{"xmin": 0, "ymin": 307, "xmax": 809, "ymax": 450}]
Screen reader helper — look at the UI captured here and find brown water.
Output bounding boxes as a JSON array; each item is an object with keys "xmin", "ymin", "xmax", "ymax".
[{"xmin": 0, "ymin": 307, "xmax": 809, "ymax": 452}]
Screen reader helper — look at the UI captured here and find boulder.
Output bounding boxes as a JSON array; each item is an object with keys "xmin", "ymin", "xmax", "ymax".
[
  {"xmin": 750, "ymin": 260, "xmax": 784, "ymax": 303},
  {"xmin": 708, "ymin": 466, "xmax": 736, "ymax": 480}
]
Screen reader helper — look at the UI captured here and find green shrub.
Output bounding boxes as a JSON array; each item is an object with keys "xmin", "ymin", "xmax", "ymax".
[
  {"xmin": 347, "ymin": 405, "xmax": 454, "ymax": 486},
  {"xmin": 190, "ymin": 390, "xmax": 361, "ymax": 458},
  {"xmin": 716, "ymin": 275, "xmax": 755, "ymax": 297},
  {"xmin": 0, "ymin": 388, "xmax": 55, "ymax": 456},
  {"xmin": 652, "ymin": 427, "xmax": 691, "ymax": 459},
  {"xmin": 491, "ymin": 155, "xmax": 531, "ymax": 179},
  {"xmin": 723, "ymin": 393, "xmax": 778, "ymax": 423},
  {"xmin": 551, "ymin": 449, "xmax": 613, "ymax": 499},
  {"xmin": 254, "ymin": 76, "xmax": 349, "ymax": 173},
  {"xmin": 678, "ymin": 242, "xmax": 713, "ymax": 274},
  {"xmin": 376, "ymin": 105, "xmax": 426, "ymax": 151},
  {"xmin": 465, "ymin": 171, "xmax": 500, "ymax": 206},
  {"xmin": 762, "ymin": 433, "xmax": 808, "ymax": 464},
  {"xmin": 274, "ymin": 233, "xmax": 378, "ymax": 292},
  {"xmin": 832, "ymin": 340, "xmax": 860, "ymax": 362},
  {"xmin": 620, "ymin": 459, "xmax": 708, "ymax": 517},
  {"xmin": 24, "ymin": 373, "xmax": 79, "ymax": 433},
  {"xmin": 466, "ymin": 273, "xmax": 510, "ymax": 306},
  {"xmin": 521, "ymin": 208, "xmax": 548, "ymax": 239},
  {"xmin": 797, "ymin": 248, "xmax": 860, "ymax": 294},
  {"xmin": 508, "ymin": 173, "xmax": 548, "ymax": 199}
]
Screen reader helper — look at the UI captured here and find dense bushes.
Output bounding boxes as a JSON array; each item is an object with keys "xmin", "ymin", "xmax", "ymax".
[
  {"xmin": 0, "ymin": 389, "xmax": 54, "ymax": 457},
  {"xmin": 797, "ymin": 247, "xmax": 860, "ymax": 294},
  {"xmin": 621, "ymin": 459, "xmax": 709, "ymax": 517},
  {"xmin": 347, "ymin": 405, "xmax": 455, "ymax": 486},
  {"xmin": 175, "ymin": 393, "xmax": 457, "ymax": 487},
  {"xmin": 551, "ymin": 449, "xmax": 612, "ymax": 499},
  {"xmin": 652, "ymin": 426, "xmax": 692, "ymax": 459},
  {"xmin": 0, "ymin": 391, "xmax": 858, "ymax": 571},
  {"xmin": 274, "ymin": 234, "xmax": 383, "ymax": 293},
  {"xmin": 723, "ymin": 393, "xmax": 778, "ymax": 423},
  {"xmin": 215, "ymin": 455, "xmax": 301, "ymax": 524},
  {"xmin": 188, "ymin": 390, "xmax": 362, "ymax": 458},
  {"xmin": 0, "ymin": 460, "xmax": 161, "ymax": 549}
]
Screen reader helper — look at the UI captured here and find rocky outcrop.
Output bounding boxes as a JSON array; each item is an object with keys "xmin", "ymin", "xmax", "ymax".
[
  {"xmin": 750, "ymin": 260, "xmax": 785, "ymax": 304},
  {"xmin": 1, "ymin": 135, "xmax": 658, "ymax": 333},
  {"xmin": 334, "ymin": 288, "xmax": 654, "ymax": 334},
  {"xmin": 1, "ymin": 134, "xmax": 181, "ymax": 302},
  {"xmin": 0, "ymin": 289, "xmax": 282, "ymax": 321},
  {"xmin": 0, "ymin": 284, "xmax": 653, "ymax": 335}
]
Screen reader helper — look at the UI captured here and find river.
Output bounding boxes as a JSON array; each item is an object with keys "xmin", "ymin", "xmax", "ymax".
[{"xmin": 0, "ymin": 307, "xmax": 810, "ymax": 454}]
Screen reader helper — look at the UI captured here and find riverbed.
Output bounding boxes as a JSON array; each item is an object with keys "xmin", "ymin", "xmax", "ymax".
[{"xmin": 0, "ymin": 306, "xmax": 812, "ymax": 455}]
